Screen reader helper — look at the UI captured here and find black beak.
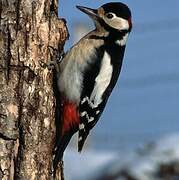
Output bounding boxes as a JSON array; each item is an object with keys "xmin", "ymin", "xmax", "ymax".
[{"xmin": 76, "ymin": 5, "xmax": 99, "ymax": 20}]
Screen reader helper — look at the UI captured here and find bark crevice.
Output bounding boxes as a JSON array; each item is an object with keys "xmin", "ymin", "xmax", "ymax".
[{"xmin": 15, "ymin": 0, "xmax": 21, "ymax": 33}]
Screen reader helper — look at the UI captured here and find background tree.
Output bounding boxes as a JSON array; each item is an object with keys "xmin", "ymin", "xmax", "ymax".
[{"xmin": 0, "ymin": 0, "xmax": 68, "ymax": 179}]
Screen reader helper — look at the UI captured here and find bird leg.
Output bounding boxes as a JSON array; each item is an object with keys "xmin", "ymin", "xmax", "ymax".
[{"xmin": 39, "ymin": 46, "xmax": 65, "ymax": 72}]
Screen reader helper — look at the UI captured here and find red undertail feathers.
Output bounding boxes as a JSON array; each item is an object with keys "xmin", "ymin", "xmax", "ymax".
[{"xmin": 61, "ymin": 101, "xmax": 80, "ymax": 135}]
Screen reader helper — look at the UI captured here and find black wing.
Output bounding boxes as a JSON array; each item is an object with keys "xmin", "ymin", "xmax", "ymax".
[
  {"xmin": 78, "ymin": 43, "xmax": 125, "ymax": 152},
  {"xmin": 78, "ymin": 46, "xmax": 114, "ymax": 152}
]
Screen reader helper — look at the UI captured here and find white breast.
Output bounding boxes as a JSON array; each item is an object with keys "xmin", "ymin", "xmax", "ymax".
[
  {"xmin": 58, "ymin": 59, "xmax": 83, "ymax": 103},
  {"xmin": 58, "ymin": 37, "xmax": 104, "ymax": 103}
]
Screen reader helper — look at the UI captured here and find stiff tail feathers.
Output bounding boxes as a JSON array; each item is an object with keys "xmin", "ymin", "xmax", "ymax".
[
  {"xmin": 53, "ymin": 133, "xmax": 73, "ymax": 170},
  {"xmin": 78, "ymin": 131, "xmax": 89, "ymax": 152},
  {"xmin": 53, "ymin": 100, "xmax": 80, "ymax": 171}
]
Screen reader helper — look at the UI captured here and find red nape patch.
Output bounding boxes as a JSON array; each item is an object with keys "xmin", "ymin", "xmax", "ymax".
[
  {"xmin": 62, "ymin": 102, "xmax": 80, "ymax": 135},
  {"xmin": 128, "ymin": 17, "xmax": 132, "ymax": 29}
]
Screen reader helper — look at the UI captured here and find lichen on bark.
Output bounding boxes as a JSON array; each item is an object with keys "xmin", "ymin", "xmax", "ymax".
[{"xmin": 0, "ymin": 0, "xmax": 68, "ymax": 179}]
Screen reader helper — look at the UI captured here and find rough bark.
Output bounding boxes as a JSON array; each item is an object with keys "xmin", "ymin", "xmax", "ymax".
[{"xmin": 0, "ymin": 0, "xmax": 68, "ymax": 179}]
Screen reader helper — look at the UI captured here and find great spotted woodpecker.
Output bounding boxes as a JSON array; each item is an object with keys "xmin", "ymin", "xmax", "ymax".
[{"xmin": 54, "ymin": 2, "xmax": 132, "ymax": 169}]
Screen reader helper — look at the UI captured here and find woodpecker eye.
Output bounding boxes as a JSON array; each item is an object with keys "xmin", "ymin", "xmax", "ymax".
[{"xmin": 106, "ymin": 13, "xmax": 114, "ymax": 19}]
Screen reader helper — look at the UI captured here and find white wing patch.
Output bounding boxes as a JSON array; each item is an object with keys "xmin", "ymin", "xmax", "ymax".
[
  {"xmin": 78, "ymin": 136, "xmax": 82, "ymax": 142},
  {"xmin": 80, "ymin": 111, "xmax": 94, "ymax": 123},
  {"xmin": 90, "ymin": 51, "xmax": 113, "ymax": 107},
  {"xmin": 81, "ymin": 97, "xmax": 96, "ymax": 108},
  {"xmin": 79, "ymin": 123, "xmax": 85, "ymax": 130}
]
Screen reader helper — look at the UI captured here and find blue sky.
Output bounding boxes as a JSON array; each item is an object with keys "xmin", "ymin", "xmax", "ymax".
[
  {"xmin": 59, "ymin": 1, "xmax": 179, "ymax": 24},
  {"xmin": 58, "ymin": 1, "xmax": 179, "ymax": 151}
]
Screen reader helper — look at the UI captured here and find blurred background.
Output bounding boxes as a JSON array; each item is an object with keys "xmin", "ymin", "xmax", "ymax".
[{"xmin": 58, "ymin": 1, "xmax": 179, "ymax": 179}]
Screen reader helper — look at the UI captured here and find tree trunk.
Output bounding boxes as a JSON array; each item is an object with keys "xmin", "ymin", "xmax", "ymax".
[{"xmin": 0, "ymin": 0, "xmax": 68, "ymax": 179}]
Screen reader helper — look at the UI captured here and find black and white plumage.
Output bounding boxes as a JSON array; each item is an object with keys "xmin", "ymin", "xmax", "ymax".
[{"xmin": 54, "ymin": 2, "xmax": 132, "ymax": 169}]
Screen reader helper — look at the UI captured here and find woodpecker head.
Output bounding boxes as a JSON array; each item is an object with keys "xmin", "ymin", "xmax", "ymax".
[{"xmin": 76, "ymin": 2, "xmax": 132, "ymax": 33}]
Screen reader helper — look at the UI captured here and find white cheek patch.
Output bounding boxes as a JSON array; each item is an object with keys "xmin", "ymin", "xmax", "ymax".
[{"xmin": 104, "ymin": 14, "xmax": 129, "ymax": 31}]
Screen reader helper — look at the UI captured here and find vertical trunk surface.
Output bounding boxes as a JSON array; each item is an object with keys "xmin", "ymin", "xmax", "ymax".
[{"xmin": 0, "ymin": 0, "xmax": 68, "ymax": 179}]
